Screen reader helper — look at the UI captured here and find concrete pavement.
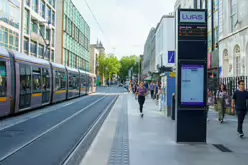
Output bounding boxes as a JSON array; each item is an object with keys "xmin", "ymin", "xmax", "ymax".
[{"xmin": 80, "ymin": 93, "xmax": 248, "ymax": 165}]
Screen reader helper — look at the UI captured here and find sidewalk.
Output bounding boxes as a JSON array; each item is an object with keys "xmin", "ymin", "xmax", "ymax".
[{"xmin": 80, "ymin": 93, "xmax": 248, "ymax": 165}]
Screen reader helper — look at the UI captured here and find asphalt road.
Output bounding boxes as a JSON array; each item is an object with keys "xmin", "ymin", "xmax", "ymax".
[{"xmin": 0, "ymin": 94, "xmax": 117, "ymax": 165}]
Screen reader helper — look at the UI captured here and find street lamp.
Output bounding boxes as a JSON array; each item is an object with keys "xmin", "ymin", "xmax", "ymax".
[{"xmin": 34, "ymin": 20, "xmax": 52, "ymax": 59}]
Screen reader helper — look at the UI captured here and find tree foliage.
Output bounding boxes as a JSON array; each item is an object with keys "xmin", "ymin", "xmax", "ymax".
[
  {"xmin": 118, "ymin": 55, "xmax": 139, "ymax": 81},
  {"xmin": 97, "ymin": 54, "xmax": 121, "ymax": 81}
]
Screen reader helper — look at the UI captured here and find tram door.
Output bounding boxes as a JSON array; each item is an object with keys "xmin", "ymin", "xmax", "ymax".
[{"xmin": 19, "ymin": 64, "xmax": 31, "ymax": 109}]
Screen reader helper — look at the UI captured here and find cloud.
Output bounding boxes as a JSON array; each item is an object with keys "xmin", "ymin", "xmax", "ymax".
[{"xmin": 73, "ymin": 0, "xmax": 175, "ymax": 58}]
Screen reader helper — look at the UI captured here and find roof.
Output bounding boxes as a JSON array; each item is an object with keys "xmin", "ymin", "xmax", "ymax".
[{"xmin": 155, "ymin": 15, "xmax": 175, "ymax": 33}]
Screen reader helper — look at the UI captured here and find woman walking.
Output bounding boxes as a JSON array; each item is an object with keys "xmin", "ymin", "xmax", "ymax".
[
  {"xmin": 216, "ymin": 83, "xmax": 228, "ymax": 123},
  {"xmin": 136, "ymin": 82, "xmax": 148, "ymax": 117}
]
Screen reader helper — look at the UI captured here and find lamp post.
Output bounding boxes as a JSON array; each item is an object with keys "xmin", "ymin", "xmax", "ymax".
[{"xmin": 35, "ymin": 20, "xmax": 52, "ymax": 59}]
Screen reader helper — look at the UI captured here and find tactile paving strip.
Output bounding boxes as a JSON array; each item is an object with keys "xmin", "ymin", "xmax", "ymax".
[{"xmin": 108, "ymin": 96, "xmax": 129, "ymax": 165}]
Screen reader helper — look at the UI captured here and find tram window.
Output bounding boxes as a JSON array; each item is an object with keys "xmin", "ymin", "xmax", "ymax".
[
  {"xmin": 20, "ymin": 64, "xmax": 31, "ymax": 94},
  {"xmin": 32, "ymin": 66, "xmax": 41, "ymax": 93},
  {"xmin": 42, "ymin": 68, "xmax": 50, "ymax": 91},
  {"xmin": 76, "ymin": 74, "xmax": 80, "ymax": 89},
  {"xmin": 55, "ymin": 71, "xmax": 66, "ymax": 90},
  {"xmin": 0, "ymin": 61, "xmax": 7, "ymax": 97},
  {"xmin": 68, "ymin": 73, "xmax": 73, "ymax": 90}
]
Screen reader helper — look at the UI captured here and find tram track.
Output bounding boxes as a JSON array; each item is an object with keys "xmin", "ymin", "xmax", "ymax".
[
  {"xmin": 61, "ymin": 95, "xmax": 118, "ymax": 165},
  {"xmin": 0, "ymin": 95, "xmax": 118, "ymax": 165},
  {"xmin": 0, "ymin": 95, "xmax": 106, "ymax": 163}
]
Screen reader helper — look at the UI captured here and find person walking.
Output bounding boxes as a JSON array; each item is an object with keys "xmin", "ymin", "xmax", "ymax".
[
  {"xmin": 150, "ymin": 82, "xmax": 155, "ymax": 99},
  {"xmin": 232, "ymin": 80, "xmax": 248, "ymax": 138},
  {"xmin": 136, "ymin": 82, "xmax": 148, "ymax": 117},
  {"xmin": 207, "ymin": 88, "xmax": 213, "ymax": 122},
  {"xmin": 216, "ymin": 83, "xmax": 228, "ymax": 123}
]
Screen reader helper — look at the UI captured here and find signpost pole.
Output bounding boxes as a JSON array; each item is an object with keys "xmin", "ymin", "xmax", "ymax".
[{"xmin": 176, "ymin": 9, "xmax": 208, "ymax": 143}]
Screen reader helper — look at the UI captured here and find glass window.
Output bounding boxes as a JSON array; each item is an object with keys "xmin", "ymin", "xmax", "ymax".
[
  {"xmin": 52, "ymin": 11, "xmax": 55, "ymax": 26},
  {"xmin": 32, "ymin": 0, "xmax": 38, "ymax": 13},
  {"xmin": 38, "ymin": 44, "xmax": 44, "ymax": 58},
  {"xmin": 30, "ymin": 41, "xmax": 37, "ymax": 56},
  {"xmin": 42, "ymin": 68, "xmax": 50, "ymax": 91},
  {"xmin": 0, "ymin": 61, "xmax": 7, "ymax": 97},
  {"xmin": 39, "ymin": 0, "xmax": 45, "ymax": 18},
  {"xmin": 55, "ymin": 71, "xmax": 66, "ymax": 90},
  {"xmin": 24, "ymin": 9, "xmax": 29, "ymax": 34},
  {"xmin": 32, "ymin": 66, "xmax": 41, "ymax": 93},
  {"xmin": 24, "ymin": 38, "xmax": 29, "ymax": 54},
  {"xmin": 20, "ymin": 64, "xmax": 31, "ymax": 95},
  {"xmin": 231, "ymin": 0, "xmax": 237, "ymax": 32}
]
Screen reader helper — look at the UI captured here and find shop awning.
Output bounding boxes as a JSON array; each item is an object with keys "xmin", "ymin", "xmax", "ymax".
[{"xmin": 144, "ymin": 76, "xmax": 152, "ymax": 81}]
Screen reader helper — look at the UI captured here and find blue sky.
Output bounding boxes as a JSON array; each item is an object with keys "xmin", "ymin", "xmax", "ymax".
[{"xmin": 73, "ymin": 0, "xmax": 176, "ymax": 59}]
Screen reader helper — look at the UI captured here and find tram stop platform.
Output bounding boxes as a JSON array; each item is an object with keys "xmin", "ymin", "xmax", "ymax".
[{"xmin": 79, "ymin": 94, "xmax": 248, "ymax": 165}]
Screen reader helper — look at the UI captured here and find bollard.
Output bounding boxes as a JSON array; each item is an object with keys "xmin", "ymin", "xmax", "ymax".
[{"xmin": 171, "ymin": 93, "xmax": 175, "ymax": 120}]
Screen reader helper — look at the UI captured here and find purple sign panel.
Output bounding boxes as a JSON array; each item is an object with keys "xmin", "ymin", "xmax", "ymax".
[
  {"xmin": 180, "ymin": 11, "xmax": 206, "ymax": 23},
  {"xmin": 181, "ymin": 65, "xmax": 204, "ymax": 106}
]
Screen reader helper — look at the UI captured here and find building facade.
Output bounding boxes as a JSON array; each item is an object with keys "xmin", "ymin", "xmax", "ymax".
[
  {"xmin": 91, "ymin": 41, "xmax": 105, "ymax": 85},
  {"xmin": 0, "ymin": 0, "xmax": 21, "ymax": 51},
  {"xmin": 20, "ymin": 0, "xmax": 56, "ymax": 62},
  {"xmin": 155, "ymin": 15, "xmax": 175, "ymax": 72},
  {"xmin": 143, "ymin": 28, "xmax": 156, "ymax": 75},
  {"xmin": 219, "ymin": 0, "xmax": 248, "ymax": 77},
  {"xmin": 56, "ymin": 0, "xmax": 90, "ymax": 71},
  {"xmin": 89, "ymin": 45, "xmax": 98, "ymax": 75},
  {"xmin": 175, "ymin": 0, "xmax": 219, "ymax": 78}
]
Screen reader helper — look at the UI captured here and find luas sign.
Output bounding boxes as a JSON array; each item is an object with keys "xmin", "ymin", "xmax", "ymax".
[{"xmin": 180, "ymin": 11, "xmax": 205, "ymax": 23}]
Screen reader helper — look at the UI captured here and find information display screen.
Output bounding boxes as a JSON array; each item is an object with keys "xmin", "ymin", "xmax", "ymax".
[
  {"xmin": 178, "ymin": 25, "xmax": 207, "ymax": 40},
  {"xmin": 181, "ymin": 65, "xmax": 204, "ymax": 106}
]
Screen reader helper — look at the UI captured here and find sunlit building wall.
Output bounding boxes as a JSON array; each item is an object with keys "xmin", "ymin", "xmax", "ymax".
[
  {"xmin": 0, "ymin": 0, "xmax": 21, "ymax": 51},
  {"xmin": 56, "ymin": 0, "xmax": 90, "ymax": 71},
  {"xmin": 19, "ymin": 0, "xmax": 56, "ymax": 62}
]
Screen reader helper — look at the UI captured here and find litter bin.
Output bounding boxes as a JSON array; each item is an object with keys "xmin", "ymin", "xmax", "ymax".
[{"xmin": 171, "ymin": 93, "xmax": 175, "ymax": 120}]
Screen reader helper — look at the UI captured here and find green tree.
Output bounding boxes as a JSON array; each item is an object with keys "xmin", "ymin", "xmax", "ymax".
[
  {"xmin": 105, "ymin": 54, "xmax": 121, "ymax": 81},
  {"xmin": 118, "ymin": 55, "xmax": 139, "ymax": 82},
  {"xmin": 97, "ymin": 54, "xmax": 121, "ymax": 82}
]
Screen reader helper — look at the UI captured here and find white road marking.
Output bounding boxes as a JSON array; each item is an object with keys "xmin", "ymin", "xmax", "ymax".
[{"xmin": 0, "ymin": 96, "xmax": 106, "ymax": 162}]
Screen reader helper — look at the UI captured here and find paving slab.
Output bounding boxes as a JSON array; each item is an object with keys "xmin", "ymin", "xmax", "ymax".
[{"xmin": 127, "ymin": 94, "xmax": 248, "ymax": 165}]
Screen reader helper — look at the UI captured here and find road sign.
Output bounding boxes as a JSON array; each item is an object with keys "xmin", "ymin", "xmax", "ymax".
[
  {"xmin": 168, "ymin": 51, "xmax": 175, "ymax": 63},
  {"xmin": 170, "ymin": 72, "xmax": 176, "ymax": 78}
]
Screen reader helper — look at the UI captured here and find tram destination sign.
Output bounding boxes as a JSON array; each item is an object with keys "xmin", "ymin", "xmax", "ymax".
[
  {"xmin": 179, "ymin": 11, "xmax": 206, "ymax": 23},
  {"xmin": 178, "ymin": 25, "xmax": 207, "ymax": 40}
]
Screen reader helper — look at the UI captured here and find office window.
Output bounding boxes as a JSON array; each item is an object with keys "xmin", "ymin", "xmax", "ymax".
[
  {"xmin": 52, "ymin": 11, "xmax": 55, "ymax": 26},
  {"xmin": 32, "ymin": 66, "xmax": 41, "ymax": 93},
  {"xmin": 231, "ymin": 0, "xmax": 237, "ymax": 32},
  {"xmin": 40, "ymin": 0, "xmax": 45, "ymax": 18},
  {"xmin": 38, "ymin": 44, "xmax": 44, "ymax": 59},
  {"xmin": 24, "ymin": 38, "xmax": 29, "ymax": 54},
  {"xmin": 46, "ymin": 29, "xmax": 50, "ymax": 40},
  {"xmin": 47, "ymin": 6, "xmax": 51, "ymax": 22},
  {"xmin": 64, "ymin": 15, "xmax": 67, "ymax": 31},
  {"xmin": 24, "ymin": 9, "xmax": 29, "ymax": 34},
  {"xmin": 25, "ymin": 0, "xmax": 30, "ymax": 6},
  {"xmin": 0, "ymin": 61, "xmax": 7, "ymax": 97},
  {"xmin": 32, "ymin": 0, "xmax": 38, "ymax": 13},
  {"xmin": 31, "ymin": 20, "xmax": 38, "ymax": 34},
  {"xmin": 30, "ymin": 41, "xmax": 37, "ymax": 56}
]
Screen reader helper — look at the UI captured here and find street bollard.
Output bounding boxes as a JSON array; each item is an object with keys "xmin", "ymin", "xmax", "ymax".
[{"xmin": 171, "ymin": 93, "xmax": 175, "ymax": 120}]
